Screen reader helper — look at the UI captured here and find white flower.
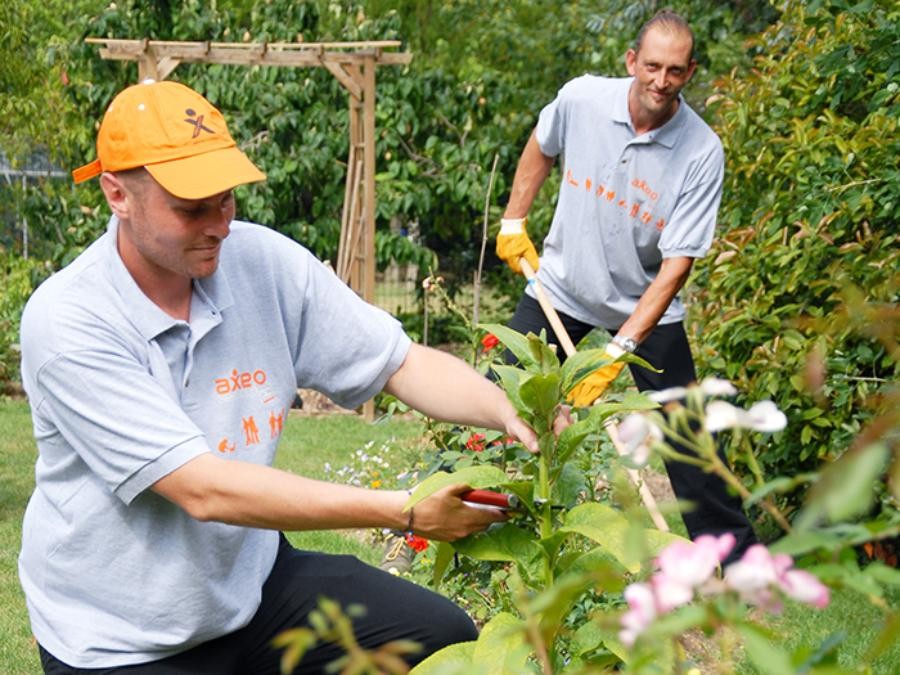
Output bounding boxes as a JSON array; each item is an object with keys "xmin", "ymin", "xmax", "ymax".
[
  {"xmin": 648, "ymin": 386, "xmax": 687, "ymax": 403},
  {"xmin": 700, "ymin": 377, "xmax": 738, "ymax": 397},
  {"xmin": 616, "ymin": 414, "xmax": 662, "ymax": 466},
  {"xmin": 746, "ymin": 400, "xmax": 787, "ymax": 432},
  {"xmin": 705, "ymin": 400, "xmax": 786, "ymax": 433},
  {"xmin": 704, "ymin": 400, "xmax": 744, "ymax": 432}
]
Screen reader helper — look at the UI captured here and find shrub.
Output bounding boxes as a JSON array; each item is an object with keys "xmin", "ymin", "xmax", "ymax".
[{"xmin": 692, "ymin": 0, "xmax": 899, "ymax": 490}]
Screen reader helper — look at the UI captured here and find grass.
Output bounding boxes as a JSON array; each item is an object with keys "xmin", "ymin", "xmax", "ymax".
[{"xmin": 2, "ymin": 399, "xmax": 898, "ymax": 673}]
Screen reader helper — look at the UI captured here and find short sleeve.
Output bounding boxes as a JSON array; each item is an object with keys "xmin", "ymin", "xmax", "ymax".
[
  {"xmin": 33, "ymin": 345, "xmax": 211, "ymax": 504},
  {"xmin": 535, "ymin": 92, "xmax": 567, "ymax": 157},
  {"xmin": 659, "ymin": 144, "xmax": 724, "ymax": 258}
]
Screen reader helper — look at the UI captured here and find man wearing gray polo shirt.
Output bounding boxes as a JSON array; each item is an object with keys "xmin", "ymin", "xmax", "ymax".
[
  {"xmin": 20, "ymin": 80, "xmax": 552, "ymax": 674},
  {"xmin": 496, "ymin": 10, "xmax": 757, "ymax": 563}
]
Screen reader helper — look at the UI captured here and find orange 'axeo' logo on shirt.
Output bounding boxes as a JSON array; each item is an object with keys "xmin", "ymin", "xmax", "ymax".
[{"xmin": 215, "ymin": 369, "xmax": 268, "ymax": 395}]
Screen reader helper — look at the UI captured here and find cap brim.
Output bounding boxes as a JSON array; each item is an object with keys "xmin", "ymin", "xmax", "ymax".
[{"xmin": 145, "ymin": 146, "xmax": 266, "ymax": 200}]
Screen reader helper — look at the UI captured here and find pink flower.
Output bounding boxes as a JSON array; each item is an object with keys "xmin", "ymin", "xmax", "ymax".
[
  {"xmin": 780, "ymin": 569, "xmax": 830, "ymax": 608},
  {"xmin": 651, "ymin": 573, "xmax": 693, "ymax": 612},
  {"xmin": 657, "ymin": 533, "xmax": 735, "ymax": 590},
  {"xmin": 724, "ymin": 544, "xmax": 829, "ymax": 611},
  {"xmin": 619, "ymin": 583, "xmax": 657, "ymax": 647}
]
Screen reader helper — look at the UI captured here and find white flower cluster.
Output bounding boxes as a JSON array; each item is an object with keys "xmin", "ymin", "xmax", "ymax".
[{"xmin": 616, "ymin": 377, "xmax": 787, "ymax": 467}]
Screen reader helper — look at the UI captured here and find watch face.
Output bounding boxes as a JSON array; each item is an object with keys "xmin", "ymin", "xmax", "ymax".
[{"xmin": 616, "ymin": 336, "xmax": 638, "ymax": 352}]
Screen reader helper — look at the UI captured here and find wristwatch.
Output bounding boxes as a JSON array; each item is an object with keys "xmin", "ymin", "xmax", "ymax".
[{"xmin": 612, "ymin": 335, "xmax": 638, "ymax": 353}]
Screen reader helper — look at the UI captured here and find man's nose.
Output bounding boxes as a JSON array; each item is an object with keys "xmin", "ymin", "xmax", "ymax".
[
  {"xmin": 654, "ymin": 70, "xmax": 668, "ymax": 89},
  {"xmin": 205, "ymin": 207, "xmax": 232, "ymax": 240}
]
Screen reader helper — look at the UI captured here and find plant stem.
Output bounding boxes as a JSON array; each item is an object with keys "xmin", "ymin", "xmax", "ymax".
[{"xmin": 705, "ymin": 446, "xmax": 793, "ymax": 533}]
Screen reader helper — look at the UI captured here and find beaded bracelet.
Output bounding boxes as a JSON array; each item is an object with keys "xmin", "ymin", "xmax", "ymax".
[{"xmin": 405, "ymin": 489, "xmax": 415, "ymax": 535}]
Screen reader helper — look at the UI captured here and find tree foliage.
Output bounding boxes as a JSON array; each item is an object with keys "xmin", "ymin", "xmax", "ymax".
[{"xmin": 693, "ymin": 0, "xmax": 899, "ymax": 488}]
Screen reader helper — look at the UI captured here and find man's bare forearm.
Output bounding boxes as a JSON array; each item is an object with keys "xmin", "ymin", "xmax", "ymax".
[{"xmin": 504, "ymin": 130, "xmax": 555, "ymax": 219}]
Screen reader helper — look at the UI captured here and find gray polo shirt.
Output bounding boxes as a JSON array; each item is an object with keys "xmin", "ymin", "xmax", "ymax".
[
  {"xmin": 18, "ymin": 218, "xmax": 410, "ymax": 667},
  {"xmin": 532, "ymin": 75, "xmax": 724, "ymax": 328}
]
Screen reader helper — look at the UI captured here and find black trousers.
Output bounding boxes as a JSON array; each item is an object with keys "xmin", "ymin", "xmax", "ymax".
[
  {"xmin": 507, "ymin": 293, "xmax": 757, "ymax": 564},
  {"xmin": 39, "ymin": 534, "xmax": 477, "ymax": 674}
]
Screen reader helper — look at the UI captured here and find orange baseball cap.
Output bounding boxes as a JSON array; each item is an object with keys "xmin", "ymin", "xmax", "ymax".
[{"xmin": 72, "ymin": 79, "xmax": 266, "ymax": 199}]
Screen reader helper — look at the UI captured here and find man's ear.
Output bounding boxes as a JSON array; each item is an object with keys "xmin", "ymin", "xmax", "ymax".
[
  {"xmin": 625, "ymin": 48, "xmax": 637, "ymax": 76},
  {"xmin": 686, "ymin": 59, "xmax": 698, "ymax": 82},
  {"xmin": 99, "ymin": 172, "xmax": 132, "ymax": 220}
]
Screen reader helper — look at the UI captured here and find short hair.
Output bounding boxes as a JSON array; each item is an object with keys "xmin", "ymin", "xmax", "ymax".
[
  {"xmin": 634, "ymin": 9, "xmax": 695, "ymax": 62},
  {"xmin": 112, "ymin": 166, "xmax": 151, "ymax": 194}
]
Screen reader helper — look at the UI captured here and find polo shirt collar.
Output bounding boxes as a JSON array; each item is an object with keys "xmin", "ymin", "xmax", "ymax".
[
  {"xmin": 613, "ymin": 76, "xmax": 689, "ymax": 148},
  {"xmin": 103, "ymin": 216, "xmax": 234, "ymax": 341}
]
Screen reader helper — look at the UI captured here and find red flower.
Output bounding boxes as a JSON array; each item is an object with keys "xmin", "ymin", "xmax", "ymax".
[
  {"xmin": 405, "ymin": 533, "xmax": 429, "ymax": 553},
  {"xmin": 465, "ymin": 432, "xmax": 486, "ymax": 452},
  {"xmin": 481, "ymin": 333, "xmax": 500, "ymax": 352}
]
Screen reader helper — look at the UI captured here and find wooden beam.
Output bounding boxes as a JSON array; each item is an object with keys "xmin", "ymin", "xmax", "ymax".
[
  {"xmin": 321, "ymin": 61, "xmax": 362, "ymax": 99},
  {"xmin": 85, "ymin": 38, "xmax": 410, "ymax": 69}
]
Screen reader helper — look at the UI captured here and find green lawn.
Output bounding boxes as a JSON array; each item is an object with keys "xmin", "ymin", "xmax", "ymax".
[{"xmin": 2, "ymin": 399, "xmax": 897, "ymax": 673}]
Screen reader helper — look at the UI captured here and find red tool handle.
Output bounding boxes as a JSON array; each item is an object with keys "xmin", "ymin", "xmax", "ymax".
[{"xmin": 460, "ymin": 489, "xmax": 517, "ymax": 509}]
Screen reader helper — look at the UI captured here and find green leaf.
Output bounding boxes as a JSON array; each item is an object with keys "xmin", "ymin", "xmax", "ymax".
[
  {"xmin": 866, "ymin": 611, "xmax": 900, "ymax": 662},
  {"xmin": 736, "ymin": 624, "xmax": 795, "ymax": 675},
  {"xmin": 530, "ymin": 573, "xmax": 596, "ymax": 645},
  {"xmin": 409, "ymin": 640, "xmax": 475, "ymax": 675},
  {"xmin": 586, "ymin": 391, "xmax": 659, "ymax": 425},
  {"xmin": 559, "ymin": 347, "xmax": 615, "ymax": 392},
  {"xmin": 490, "ymin": 364, "xmax": 529, "ymax": 415},
  {"xmin": 559, "ymin": 547, "xmax": 629, "ymax": 593},
  {"xmin": 552, "ymin": 461, "xmax": 588, "ymax": 509},
  {"xmin": 554, "ymin": 419, "xmax": 595, "ymax": 465},
  {"xmin": 453, "ymin": 522, "xmax": 546, "ymax": 569},
  {"xmin": 432, "ymin": 541, "xmax": 455, "ymax": 587},
  {"xmin": 519, "ymin": 372, "xmax": 561, "ymax": 417},
  {"xmin": 472, "ymin": 613, "xmax": 531, "ymax": 675},
  {"xmin": 559, "ymin": 503, "xmax": 686, "ymax": 572},
  {"xmin": 406, "ymin": 466, "xmax": 509, "ymax": 510},
  {"xmin": 479, "ymin": 323, "xmax": 535, "ymax": 367},
  {"xmin": 795, "ymin": 442, "xmax": 889, "ymax": 529}
]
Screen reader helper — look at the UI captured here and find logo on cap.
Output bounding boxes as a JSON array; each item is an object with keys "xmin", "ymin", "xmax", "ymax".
[{"xmin": 184, "ymin": 108, "xmax": 214, "ymax": 138}]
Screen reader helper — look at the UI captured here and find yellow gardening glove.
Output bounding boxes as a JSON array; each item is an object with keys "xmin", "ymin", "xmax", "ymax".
[
  {"xmin": 496, "ymin": 217, "xmax": 539, "ymax": 275},
  {"xmin": 567, "ymin": 343, "xmax": 627, "ymax": 407}
]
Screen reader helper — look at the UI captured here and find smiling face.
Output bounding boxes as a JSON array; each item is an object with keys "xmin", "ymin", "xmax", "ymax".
[
  {"xmin": 625, "ymin": 25, "xmax": 696, "ymax": 132},
  {"xmin": 100, "ymin": 169, "xmax": 235, "ymax": 312}
]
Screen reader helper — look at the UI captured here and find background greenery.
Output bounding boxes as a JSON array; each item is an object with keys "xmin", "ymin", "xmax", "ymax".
[{"xmin": 1, "ymin": 0, "xmax": 897, "ymax": 614}]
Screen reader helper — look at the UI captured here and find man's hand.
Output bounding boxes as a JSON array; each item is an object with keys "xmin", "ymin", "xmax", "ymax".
[
  {"xmin": 504, "ymin": 405, "xmax": 573, "ymax": 454},
  {"xmin": 410, "ymin": 484, "xmax": 508, "ymax": 541},
  {"xmin": 566, "ymin": 343, "xmax": 627, "ymax": 407},
  {"xmin": 496, "ymin": 217, "xmax": 539, "ymax": 275}
]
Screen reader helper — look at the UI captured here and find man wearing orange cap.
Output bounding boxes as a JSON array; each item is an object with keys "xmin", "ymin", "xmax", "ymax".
[{"xmin": 19, "ymin": 80, "xmax": 549, "ymax": 673}]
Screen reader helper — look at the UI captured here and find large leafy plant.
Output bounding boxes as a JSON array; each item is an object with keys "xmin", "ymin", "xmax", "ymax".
[{"xmin": 404, "ymin": 326, "xmax": 684, "ymax": 671}]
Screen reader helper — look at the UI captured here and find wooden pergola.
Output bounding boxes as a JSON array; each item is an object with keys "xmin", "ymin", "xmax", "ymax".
[{"xmin": 85, "ymin": 37, "xmax": 412, "ymax": 306}]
